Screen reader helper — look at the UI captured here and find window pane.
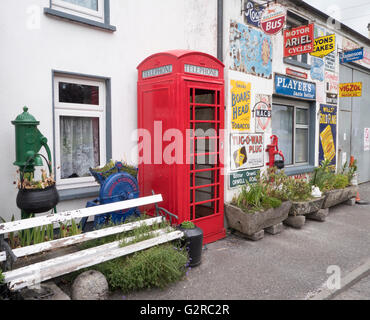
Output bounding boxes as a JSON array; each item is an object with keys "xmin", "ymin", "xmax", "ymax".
[
  {"xmin": 195, "ymin": 89, "xmax": 215, "ymax": 104},
  {"xmin": 59, "ymin": 82, "xmax": 99, "ymax": 105},
  {"xmin": 60, "ymin": 116, "xmax": 100, "ymax": 179},
  {"xmin": 295, "ymin": 128, "xmax": 308, "ymax": 163},
  {"xmin": 272, "ymin": 104, "xmax": 293, "ymax": 165},
  {"xmin": 296, "ymin": 108, "xmax": 308, "ymax": 125},
  {"xmin": 61, "ymin": 0, "xmax": 98, "ymax": 10}
]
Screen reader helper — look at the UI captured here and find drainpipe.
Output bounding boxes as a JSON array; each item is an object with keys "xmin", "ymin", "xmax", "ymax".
[{"xmin": 217, "ymin": 0, "xmax": 223, "ymax": 62}]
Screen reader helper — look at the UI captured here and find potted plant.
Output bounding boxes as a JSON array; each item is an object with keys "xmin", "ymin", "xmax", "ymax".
[
  {"xmin": 225, "ymin": 172, "xmax": 292, "ymax": 241},
  {"xmin": 177, "ymin": 221, "xmax": 203, "ymax": 267},
  {"xmin": 16, "ymin": 165, "xmax": 59, "ymax": 216},
  {"xmin": 273, "ymin": 171, "xmax": 326, "ymax": 228},
  {"xmin": 311, "ymin": 159, "xmax": 358, "ymax": 209}
]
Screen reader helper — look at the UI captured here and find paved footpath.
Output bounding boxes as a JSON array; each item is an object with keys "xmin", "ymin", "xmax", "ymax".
[
  {"xmin": 332, "ymin": 275, "xmax": 370, "ymax": 300},
  {"xmin": 111, "ymin": 183, "xmax": 370, "ymax": 300}
]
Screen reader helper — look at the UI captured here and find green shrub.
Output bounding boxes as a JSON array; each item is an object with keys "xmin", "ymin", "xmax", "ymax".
[
  {"xmin": 0, "ymin": 269, "xmax": 4, "ymax": 284},
  {"xmin": 333, "ymin": 174, "xmax": 349, "ymax": 189},
  {"xmin": 285, "ymin": 178, "xmax": 313, "ymax": 202},
  {"xmin": 232, "ymin": 179, "xmax": 282, "ymax": 213},
  {"xmin": 180, "ymin": 221, "xmax": 196, "ymax": 229}
]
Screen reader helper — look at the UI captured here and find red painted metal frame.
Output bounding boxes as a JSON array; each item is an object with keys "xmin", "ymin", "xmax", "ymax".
[{"xmin": 137, "ymin": 50, "xmax": 225, "ymax": 244}]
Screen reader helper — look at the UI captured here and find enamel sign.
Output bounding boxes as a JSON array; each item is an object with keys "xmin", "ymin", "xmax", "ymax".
[
  {"xmin": 230, "ymin": 133, "xmax": 264, "ymax": 171},
  {"xmin": 275, "ymin": 74, "xmax": 316, "ymax": 100},
  {"xmin": 230, "ymin": 80, "xmax": 252, "ymax": 131},
  {"xmin": 310, "ymin": 34, "xmax": 336, "ymax": 58},
  {"xmin": 339, "ymin": 82, "xmax": 362, "ymax": 97},
  {"xmin": 260, "ymin": 4, "xmax": 286, "ymax": 35},
  {"xmin": 284, "ymin": 24, "xmax": 314, "ymax": 57}
]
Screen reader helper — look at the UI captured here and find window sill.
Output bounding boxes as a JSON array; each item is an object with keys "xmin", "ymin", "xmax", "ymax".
[
  {"xmin": 283, "ymin": 57, "xmax": 311, "ymax": 70},
  {"xmin": 57, "ymin": 185, "xmax": 99, "ymax": 201},
  {"xmin": 283, "ymin": 165, "xmax": 315, "ymax": 176},
  {"xmin": 44, "ymin": 8, "xmax": 116, "ymax": 32}
]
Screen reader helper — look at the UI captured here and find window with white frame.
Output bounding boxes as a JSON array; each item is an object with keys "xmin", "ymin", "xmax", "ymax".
[
  {"xmin": 271, "ymin": 100, "xmax": 310, "ymax": 167},
  {"xmin": 54, "ymin": 74, "xmax": 106, "ymax": 189},
  {"xmin": 51, "ymin": 0, "xmax": 105, "ymax": 23}
]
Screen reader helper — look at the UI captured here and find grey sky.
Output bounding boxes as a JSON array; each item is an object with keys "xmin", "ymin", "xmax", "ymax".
[{"xmin": 303, "ymin": 0, "xmax": 370, "ymax": 38}]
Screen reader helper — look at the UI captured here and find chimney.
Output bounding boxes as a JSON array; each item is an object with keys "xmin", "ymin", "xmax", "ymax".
[{"xmin": 368, "ymin": 23, "xmax": 370, "ymax": 38}]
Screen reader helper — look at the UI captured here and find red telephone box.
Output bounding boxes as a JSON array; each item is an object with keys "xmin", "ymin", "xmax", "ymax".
[{"xmin": 137, "ymin": 50, "xmax": 225, "ymax": 244}]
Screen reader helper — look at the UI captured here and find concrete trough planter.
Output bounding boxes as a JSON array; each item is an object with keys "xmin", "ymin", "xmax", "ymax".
[
  {"xmin": 224, "ymin": 201, "xmax": 292, "ymax": 241},
  {"xmin": 322, "ymin": 185, "xmax": 358, "ymax": 209},
  {"xmin": 284, "ymin": 196, "xmax": 326, "ymax": 228}
]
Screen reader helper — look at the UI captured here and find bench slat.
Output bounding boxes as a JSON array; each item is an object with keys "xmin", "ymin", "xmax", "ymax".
[
  {"xmin": 5, "ymin": 229, "xmax": 184, "ymax": 291},
  {"xmin": 0, "ymin": 194, "xmax": 163, "ymax": 235},
  {"xmin": 0, "ymin": 216, "xmax": 165, "ymax": 260}
]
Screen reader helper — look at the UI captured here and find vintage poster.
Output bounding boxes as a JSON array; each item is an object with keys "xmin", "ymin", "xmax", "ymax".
[
  {"xmin": 230, "ymin": 133, "xmax": 264, "ymax": 171},
  {"xmin": 254, "ymin": 94, "xmax": 272, "ymax": 132},
  {"xmin": 230, "ymin": 21, "xmax": 272, "ymax": 79},
  {"xmin": 340, "ymin": 48, "xmax": 364, "ymax": 64},
  {"xmin": 230, "ymin": 80, "xmax": 252, "ymax": 131},
  {"xmin": 325, "ymin": 51, "xmax": 336, "ymax": 73},
  {"xmin": 339, "ymin": 82, "xmax": 362, "ymax": 97},
  {"xmin": 319, "ymin": 104, "xmax": 337, "ymax": 166},
  {"xmin": 284, "ymin": 24, "xmax": 314, "ymax": 57},
  {"xmin": 325, "ymin": 71, "xmax": 339, "ymax": 93},
  {"xmin": 310, "ymin": 57, "xmax": 324, "ymax": 81},
  {"xmin": 364, "ymin": 128, "xmax": 370, "ymax": 151},
  {"xmin": 229, "ymin": 169, "xmax": 260, "ymax": 188}
]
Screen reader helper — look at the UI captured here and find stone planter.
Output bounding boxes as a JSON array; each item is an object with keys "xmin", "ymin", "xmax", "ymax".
[
  {"xmin": 224, "ymin": 201, "xmax": 292, "ymax": 241},
  {"xmin": 284, "ymin": 196, "xmax": 326, "ymax": 228},
  {"xmin": 322, "ymin": 185, "xmax": 358, "ymax": 209}
]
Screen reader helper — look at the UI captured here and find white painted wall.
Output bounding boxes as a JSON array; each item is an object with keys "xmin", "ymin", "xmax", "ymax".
[{"xmin": 0, "ymin": 0, "xmax": 218, "ymax": 222}]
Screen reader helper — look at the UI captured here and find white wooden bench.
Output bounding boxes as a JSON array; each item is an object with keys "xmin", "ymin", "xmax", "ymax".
[{"xmin": 0, "ymin": 194, "xmax": 183, "ymax": 292}]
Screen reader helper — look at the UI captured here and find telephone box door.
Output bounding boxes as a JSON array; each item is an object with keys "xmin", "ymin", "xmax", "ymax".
[{"xmin": 186, "ymin": 81, "xmax": 225, "ymax": 243}]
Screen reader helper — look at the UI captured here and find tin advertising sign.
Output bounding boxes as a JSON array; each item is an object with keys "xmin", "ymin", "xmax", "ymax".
[
  {"xmin": 230, "ymin": 80, "xmax": 252, "ymax": 131},
  {"xmin": 243, "ymin": 0, "xmax": 263, "ymax": 28},
  {"xmin": 229, "ymin": 169, "xmax": 260, "ymax": 189},
  {"xmin": 310, "ymin": 34, "xmax": 336, "ymax": 58},
  {"xmin": 230, "ymin": 133, "xmax": 264, "ymax": 171},
  {"xmin": 274, "ymin": 74, "xmax": 316, "ymax": 100},
  {"xmin": 254, "ymin": 94, "xmax": 272, "ymax": 133},
  {"xmin": 339, "ymin": 82, "xmax": 362, "ymax": 97},
  {"xmin": 260, "ymin": 4, "xmax": 286, "ymax": 35},
  {"xmin": 319, "ymin": 104, "xmax": 337, "ymax": 166},
  {"xmin": 340, "ymin": 48, "xmax": 364, "ymax": 64},
  {"xmin": 284, "ymin": 24, "xmax": 314, "ymax": 57}
]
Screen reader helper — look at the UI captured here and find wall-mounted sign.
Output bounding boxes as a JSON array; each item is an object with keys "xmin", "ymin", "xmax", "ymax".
[
  {"xmin": 243, "ymin": 0, "xmax": 263, "ymax": 28},
  {"xmin": 142, "ymin": 64, "xmax": 173, "ymax": 79},
  {"xmin": 310, "ymin": 34, "xmax": 336, "ymax": 58},
  {"xmin": 319, "ymin": 104, "xmax": 337, "ymax": 166},
  {"xmin": 286, "ymin": 68, "xmax": 307, "ymax": 79},
  {"xmin": 274, "ymin": 74, "xmax": 316, "ymax": 100},
  {"xmin": 184, "ymin": 64, "xmax": 219, "ymax": 77},
  {"xmin": 326, "ymin": 93, "xmax": 338, "ymax": 105},
  {"xmin": 364, "ymin": 128, "xmax": 370, "ymax": 151},
  {"xmin": 325, "ymin": 71, "xmax": 339, "ymax": 94},
  {"xmin": 230, "ymin": 21, "xmax": 273, "ymax": 79},
  {"xmin": 254, "ymin": 94, "xmax": 271, "ymax": 133},
  {"xmin": 230, "ymin": 133, "xmax": 264, "ymax": 171},
  {"xmin": 339, "ymin": 82, "xmax": 362, "ymax": 97},
  {"xmin": 260, "ymin": 3, "xmax": 286, "ymax": 35},
  {"xmin": 325, "ymin": 51, "xmax": 336, "ymax": 73},
  {"xmin": 229, "ymin": 169, "xmax": 260, "ymax": 189},
  {"xmin": 283, "ymin": 23, "xmax": 314, "ymax": 57},
  {"xmin": 339, "ymin": 47, "xmax": 364, "ymax": 64},
  {"xmin": 310, "ymin": 57, "xmax": 324, "ymax": 81},
  {"xmin": 230, "ymin": 80, "xmax": 252, "ymax": 131}
]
